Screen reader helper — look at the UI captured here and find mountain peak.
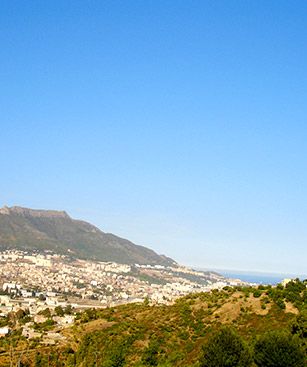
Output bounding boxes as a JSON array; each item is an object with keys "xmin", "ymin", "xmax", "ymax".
[
  {"xmin": 0, "ymin": 206, "xmax": 70, "ymax": 219},
  {"xmin": 0, "ymin": 205, "xmax": 175, "ymax": 265}
]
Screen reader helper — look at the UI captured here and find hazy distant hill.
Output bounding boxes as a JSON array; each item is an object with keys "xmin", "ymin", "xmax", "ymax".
[{"xmin": 0, "ymin": 206, "xmax": 176, "ymax": 265}]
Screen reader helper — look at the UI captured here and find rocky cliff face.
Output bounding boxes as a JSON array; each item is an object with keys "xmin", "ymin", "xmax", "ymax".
[
  {"xmin": 0, "ymin": 206, "xmax": 70, "ymax": 218},
  {"xmin": 0, "ymin": 206, "xmax": 176, "ymax": 266}
]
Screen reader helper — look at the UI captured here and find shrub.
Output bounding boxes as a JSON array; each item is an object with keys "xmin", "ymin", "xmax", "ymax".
[
  {"xmin": 142, "ymin": 338, "xmax": 161, "ymax": 366},
  {"xmin": 275, "ymin": 298, "xmax": 286, "ymax": 309},
  {"xmin": 55, "ymin": 305, "xmax": 64, "ymax": 316},
  {"xmin": 254, "ymin": 331, "xmax": 305, "ymax": 367},
  {"xmin": 199, "ymin": 326, "xmax": 253, "ymax": 367},
  {"xmin": 291, "ymin": 310, "xmax": 307, "ymax": 340},
  {"xmin": 253, "ymin": 290, "xmax": 262, "ymax": 298}
]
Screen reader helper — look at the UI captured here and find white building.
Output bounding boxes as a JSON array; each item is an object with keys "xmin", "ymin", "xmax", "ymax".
[{"xmin": 0, "ymin": 327, "xmax": 10, "ymax": 337}]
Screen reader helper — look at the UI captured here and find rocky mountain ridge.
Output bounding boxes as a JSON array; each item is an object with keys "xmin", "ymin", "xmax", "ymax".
[
  {"xmin": 0, "ymin": 206, "xmax": 70, "ymax": 218},
  {"xmin": 0, "ymin": 206, "xmax": 176, "ymax": 266}
]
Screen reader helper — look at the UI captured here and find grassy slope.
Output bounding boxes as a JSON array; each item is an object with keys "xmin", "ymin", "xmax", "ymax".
[
  {"xmin": 66, "ymin": 282, "xmax": 306, "ymax": 366},
  {"xmin": 1, "ymin": 282, "xmax": 305, "ymax": 366}
]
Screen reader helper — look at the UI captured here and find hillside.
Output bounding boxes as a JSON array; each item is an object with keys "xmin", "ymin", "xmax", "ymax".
[
  {"xmin": 0, "ymin": 206, "xmax": 175, "ymax": 266},
  {"xmin": 0, "ymin": 280, "xmax": 305, "ymax": 366},
  {"xmin": 68, "ymin": 281, "xmax": 307, "ymax": 366}
]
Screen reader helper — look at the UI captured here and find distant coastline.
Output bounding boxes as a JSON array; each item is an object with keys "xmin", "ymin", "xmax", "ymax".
[
  {"xmin": 219, "ymin": 271, "xmax": 285, "ymax": 285},
  {"xmin": 198, "ymin": 268, "xmax": 307, "ymax": 285}
]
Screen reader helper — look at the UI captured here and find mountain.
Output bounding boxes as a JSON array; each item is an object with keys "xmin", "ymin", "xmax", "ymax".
[{"xmin": 0, "ymin": 206, "xmax": 176, "ymax": 265}]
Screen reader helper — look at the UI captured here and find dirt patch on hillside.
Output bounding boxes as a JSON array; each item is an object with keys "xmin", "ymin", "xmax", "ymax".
[
  {"xmin": 232, "ymin": 291, "xmax": 244, "ymax": 299},
  {"xmin": 191, "ymin": 301, "xmax": 208, "ymax": 311},
  {"xmin": 214, "ymin": 301, "xmax": 241, "ymax": 322},
  {"xmin": 82, "ymin": 319, "xmax": 116, "ymax": 333},
  {"xmin": 213, "ymin": 294, "xmax": 272, "ymax": 322},
  {"xmin": 285, "ymin": 302, "xmax": 299, "ymax": 314},
  {"xmin": 245, "ymin": 295, "xmax": 270, "ymax": 315}
]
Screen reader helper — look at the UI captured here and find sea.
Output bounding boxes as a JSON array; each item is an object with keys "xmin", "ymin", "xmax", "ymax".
[
  {"xmin": 219, "ymin": 271, "xmax": 286, "ymax": 285},
  {"xmin": 198, "ymin": 268, "xmax": 306, "ymax": 285},
  {"xmin": 220, "ymin": 271, "xmax": 307, "ymax": 285}
]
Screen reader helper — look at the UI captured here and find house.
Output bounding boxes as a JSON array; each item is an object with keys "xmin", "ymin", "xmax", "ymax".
[
  {"xmin": 0, "ymin": 295, "xmax": 10, "ymax": 306},
  {"xmin": 34, "ymin": 315, "xmax": 47, "ymax": 323},
  {"xmin": 53, "ymin": 315, "xmax": 75, "ymax": 326},
  {"xmin": 281, "ymin": 278, "xmax": 293, "ymax": 287},
  {"xmin": 0, "ymin": 327, "xmax": 10, "ymax": 337},
  {"xmin": 22, "ymin": 326, "xmax": 42, "ymax": 339}
]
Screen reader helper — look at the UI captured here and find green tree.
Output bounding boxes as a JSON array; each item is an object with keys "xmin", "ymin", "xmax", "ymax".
[
  {"xmin": 38, "ymin": 294, "xmax": 46, "ymax": 301},
  {"xmin": 38, "ymin": 308, "xmax": 51, "ymax": 318},
  {"xmin": 200, "ymin": 327, "xmax": 253, "ymax": 367},
  {"xmin": 292, "ymin": 309, "xmax": 307, "ymax": 340},
  {"xmin": 35, "ymin": 352, "xmax": 46, "ymax": 366},
  {"xmin": 16, "ymin": 309, "xmax": 27, "ymax": 320},
  {"xmin": 55, "ymin": 305, "xmax": 64, "ymax": 316},
  {"xmin": 64, "ymin": 304, "xmax": 73, "ymax": 315},
  {"xmin": 254, "ymin": 331, "xmax": 306, "ymax": 367},
  {"xmin": 142, "ymin": 338, "xmax": 161, "ymax": 366}
]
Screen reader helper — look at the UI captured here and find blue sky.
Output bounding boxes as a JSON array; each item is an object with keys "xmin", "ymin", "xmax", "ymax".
[{"xmin": 1, "ymin": 1, "xmax": 306, "ymax": 275}]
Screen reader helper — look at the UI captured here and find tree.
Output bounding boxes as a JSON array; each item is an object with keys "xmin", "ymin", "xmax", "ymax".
[
  {"xmin": 64, "ymin": 304, "xmax": 73, "ymax": 315},
  {"xmin": 34, "ymin": 352, "xmax": 43, "ymax": 367},
  {"xmin": 38, "ymin": 308, "xmax": 51, "ymax": 318},
  {"xmin": 142, "ymin": 338, "xmax": 161, "ymax": 366},
  {"xmin": 254, "ymin": 331, "xmax": 306, "ymax": 367},
  {"xmin": 55, "ymin": 306, "xmax": 64, "ymax": 316},
  {"xmin": 38, "ymin": 294, "xmax": 46, "ymax": 301},
  {"xmin": 291, "ymin": 309, "xmax": 307, "ymax": 340},
  {"xmin": 15, "ymin": 309, "xmax": 27, "ymax": 320},
  {"xmin": 199, "ymin": 326, "xmax": 253, "ymax": 367}
]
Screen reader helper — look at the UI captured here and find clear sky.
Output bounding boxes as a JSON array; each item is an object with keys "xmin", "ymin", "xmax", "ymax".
[{"xmin": 1, "ymin": 1, "xmax": 306, "ymax": 275}]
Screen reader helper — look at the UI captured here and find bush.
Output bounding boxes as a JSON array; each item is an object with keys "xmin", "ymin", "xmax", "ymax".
[
  {"xmin": 55, "ymin": 306, "xmax": 64, "ymax": 316},
  {"xmin": 254, "ymin": 331, "xmax": 306, "ymax": 367},
  {"xmin": 291, "ymin": 310, "xmax": 307, "ymax": 340},
  {"xmin": 38, "ymin": 308, "xmax": 51, "ymax": 318},
  {"xmin": 141, "ymin": 338, "xmax": 161, "ymax": 366},
  {"xmin": 253, "ymin": 290, "xmax": 262, "ymax": 298},
  {"xmin": 199, "ymin": 326, "xmax": 253, "ymax": 367},
  {"xmin": 275, "ymin": 298, "xmax": 286, "ymax": 309}
]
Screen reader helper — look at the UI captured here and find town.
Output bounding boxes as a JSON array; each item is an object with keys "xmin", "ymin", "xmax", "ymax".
[{"xmin": 0, "ymin": 250, "xmax": 244, "ymax": 344}]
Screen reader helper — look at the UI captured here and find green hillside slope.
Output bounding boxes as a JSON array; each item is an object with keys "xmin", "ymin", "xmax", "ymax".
[
  {"xmin": 5, "ymin": 280, "xmax": 301, "ymax": 367},
  {"xmin": 0, "ymin": 206, "xmax": 175, "ymax": 265},
  {"xmin": 70, "ymin": 280, "xmax": 306, "ymax": 366},
  {"xmin": 0, "ymin": 280, "xmax": 305, "ymax": 366}
]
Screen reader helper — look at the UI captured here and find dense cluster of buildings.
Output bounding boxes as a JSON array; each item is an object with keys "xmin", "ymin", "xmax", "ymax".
[{"xmin": 0, "ymin": 250, "xmax": 243, "ymax": 343}]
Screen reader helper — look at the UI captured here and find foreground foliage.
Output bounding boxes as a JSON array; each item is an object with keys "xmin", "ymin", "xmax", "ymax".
[
  {"xmin": 200, "ymin": 327, "xmax": 253, "ymax": 367},
  {"xmin": 254, "ymin": 331, "xmax": 306, "ymax": 367},
  {"xmin": 0, "ymin": 279, "xmax": 306, "ymax": 366}
]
